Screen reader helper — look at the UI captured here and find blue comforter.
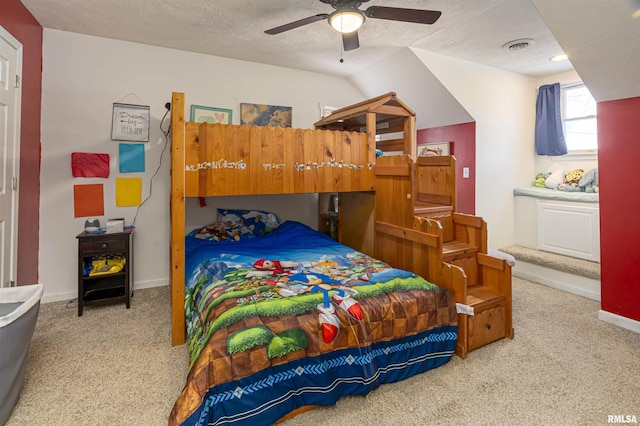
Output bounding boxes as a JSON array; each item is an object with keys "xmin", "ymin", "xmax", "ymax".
[{"xmin": 170, "ymin": 221, "xmax": 457, "ymax": 425}]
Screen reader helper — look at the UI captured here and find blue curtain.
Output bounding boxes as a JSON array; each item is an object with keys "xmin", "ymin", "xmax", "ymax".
[{"xmin": 535, "ymin": 83, "xmax": 567, "ymax": 155}]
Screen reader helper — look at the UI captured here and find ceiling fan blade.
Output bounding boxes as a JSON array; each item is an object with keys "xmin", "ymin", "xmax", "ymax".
[
  {"xmin": 342, "ymin": 31, "xmax": 359, "ymax": 51},
  {"xmin": 265, "ymin": 14, "xmax": 329, "ymax": 35},
  {"xmin": 364, "ymin": 7, "xmax": 441, "ymax": 25}
]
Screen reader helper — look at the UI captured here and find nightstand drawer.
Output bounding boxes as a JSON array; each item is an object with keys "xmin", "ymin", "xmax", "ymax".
[{"xmin": 81, "ymin": 238, "xmax": 126, "ymax": 253}]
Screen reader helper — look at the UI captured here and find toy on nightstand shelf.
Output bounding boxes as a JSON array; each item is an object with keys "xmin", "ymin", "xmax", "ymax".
[
  {"xmin": 83, "ymin": 255, "xmax": 126, "ymax": 277},
  {"xmin": 84, "ymin": 218, "xmax": 100, "ymax": 232}
]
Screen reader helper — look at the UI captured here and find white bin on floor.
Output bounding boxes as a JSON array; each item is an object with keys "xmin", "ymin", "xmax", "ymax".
[{"xmin": 0, "ymin": 283, "xmax": 43, "ymax": 424}]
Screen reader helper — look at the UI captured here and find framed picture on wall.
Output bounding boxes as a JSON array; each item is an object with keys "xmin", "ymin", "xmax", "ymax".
[
  {"xmin": 240, "ymin": 102, "xmax": 292, "ymax": 127},
  {"xmin": 190, "ymin": 105, "xmax": 233, "ymax": 124},
  {"xmin": 111, "ymin": 103, "xmax": 150, "ymax": 142},
  {"xmin": 418, "ymin": 141, "xmax": 451, "ymax": 157}
]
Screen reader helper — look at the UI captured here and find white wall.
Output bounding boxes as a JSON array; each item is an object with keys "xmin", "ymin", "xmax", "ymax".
[
  {"xmin": 411, "ymin": 49, "xmax": 537, "ymax": 249},
  {"xmin": 39, "ymin": 29, "xmax": 366, "ymax": 302},
  {"xmin": 348, "ymin": 47, "xmax": 474, "ymax": 130}
]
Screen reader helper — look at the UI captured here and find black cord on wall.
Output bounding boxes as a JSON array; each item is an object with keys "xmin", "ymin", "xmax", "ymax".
[{"xmin": 131, "ymin": 103, "xmax": 171, "ymax": 227}]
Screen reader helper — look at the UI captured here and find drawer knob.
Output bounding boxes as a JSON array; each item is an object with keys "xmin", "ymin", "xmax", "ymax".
[
  {"xmin": 486, "ymin": 323, "xmax": 491, "ymax": 330},
  {"xmin": 101, "ymin": 243, "xmax": 108, "ymax": 249}
]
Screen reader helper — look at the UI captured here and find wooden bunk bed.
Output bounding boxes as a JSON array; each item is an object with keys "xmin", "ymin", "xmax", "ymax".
[
  {"xmin": 170, "ymin": 91, "xmax": 416, "ymax": 346},
  {"xmin": 171, "ymin": 92, "xmax": 380, "ymax": 344},
  {"xmin": 168, "ymin": 91, "xmax": 512, "ymax": 425}
]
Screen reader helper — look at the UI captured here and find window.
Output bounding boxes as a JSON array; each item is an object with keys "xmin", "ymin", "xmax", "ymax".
[{"xmin": 561, "ymin": 83, "xmax": 597, "ymax": 153}]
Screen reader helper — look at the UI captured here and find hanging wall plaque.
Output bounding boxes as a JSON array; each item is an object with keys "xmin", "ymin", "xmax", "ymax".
[{"xmin": 111, "ymin": 103, "xmax": 150, "ymax": 142}]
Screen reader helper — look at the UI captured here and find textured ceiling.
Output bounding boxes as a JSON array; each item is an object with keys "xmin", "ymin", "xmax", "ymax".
[
  {"xmin": 20, "ymin": 0, "xmax": 574, "ymax": 78},
  {"xmin": 19, "ymin": 0, "xmax": 640, "ymax": 102}
]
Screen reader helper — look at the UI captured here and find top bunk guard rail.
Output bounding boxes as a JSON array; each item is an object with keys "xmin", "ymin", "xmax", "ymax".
[{"xmin": 188, "ymin": 122, "xmax": 375, "ymax": 196}]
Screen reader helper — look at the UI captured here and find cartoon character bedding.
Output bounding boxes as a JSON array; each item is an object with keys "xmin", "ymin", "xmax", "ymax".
[{"xmin": 169, "ymin": 211, "xmax": 458, "ymax": 426}]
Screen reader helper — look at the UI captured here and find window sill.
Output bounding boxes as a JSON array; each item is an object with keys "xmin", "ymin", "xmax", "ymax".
[{"xmin": 550, "ymin": 150, "xmax": 598, "ymax": 161}]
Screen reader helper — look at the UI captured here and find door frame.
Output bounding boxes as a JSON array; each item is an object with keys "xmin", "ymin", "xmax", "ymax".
[{"xmin": 0, "ymin": 25, "xmax": 23, "ymax": 287}]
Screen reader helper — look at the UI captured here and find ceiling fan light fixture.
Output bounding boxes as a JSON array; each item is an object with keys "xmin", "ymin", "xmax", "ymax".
[{"xmin": 328, "ymin": 10, "xmax": 364, "ymax": 33}]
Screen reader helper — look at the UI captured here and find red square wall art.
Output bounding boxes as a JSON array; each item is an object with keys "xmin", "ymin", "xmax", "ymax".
[{"xmin": 71, "ymin": 152, "xmax": 110, "ymax": 178}]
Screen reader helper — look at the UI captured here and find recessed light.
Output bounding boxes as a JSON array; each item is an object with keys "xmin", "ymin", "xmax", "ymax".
[
  {"xmin": 550, "ymin": 54, "xmax": 568, "ymax": 62},
  {"xmin": 502, "ymin": 38, "xmax": 535, "ymax": 51}
]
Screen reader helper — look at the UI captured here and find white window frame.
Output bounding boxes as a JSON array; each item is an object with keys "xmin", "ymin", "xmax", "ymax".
[{"xmin": 558, "ymin": 82, "xmax": 598, "ymax": 159}]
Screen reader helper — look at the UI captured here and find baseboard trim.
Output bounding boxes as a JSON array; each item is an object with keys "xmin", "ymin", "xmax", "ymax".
[
  {"xmin": 41, "ymin": 291, "xmax": 77, "ymax": 304},
  {"xmin": 41, "ymin": 278, "xmax": 169, "ymax": 304},
  {"xmin": 598, "ymin": 310, "xmax": 640, "ymax": 334},
  {"xmin": 132, "ymin": 278, "xmax": 169, "ymax": 291},
  {"xmin": 512, "ymin": 260, "xmax": 601, "ymax": 301}
]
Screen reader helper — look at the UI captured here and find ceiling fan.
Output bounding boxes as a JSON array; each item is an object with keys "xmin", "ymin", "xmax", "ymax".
[{"xmin": 264, "ymin": 0, "xmax": 442, "ymax": 51}]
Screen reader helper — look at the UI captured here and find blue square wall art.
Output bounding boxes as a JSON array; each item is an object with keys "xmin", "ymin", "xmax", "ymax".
[{"xmin": 119, "ymin": 143, "xmax": 145, "ymax": 173}]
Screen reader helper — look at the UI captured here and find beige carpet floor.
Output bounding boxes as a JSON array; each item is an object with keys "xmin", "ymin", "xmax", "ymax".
[{"xmin": 6, "ymin": 278, "xmax": 639, "ymax": 426}]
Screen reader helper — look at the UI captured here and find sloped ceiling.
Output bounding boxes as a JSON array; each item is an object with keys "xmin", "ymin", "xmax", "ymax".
[
  {"xmin": 532, "ymin": 0, "xmax": 640, "ymax": 102},
  {"xmin": 348, "ymin": 48, "xmax": 474, "ymax": 129}
]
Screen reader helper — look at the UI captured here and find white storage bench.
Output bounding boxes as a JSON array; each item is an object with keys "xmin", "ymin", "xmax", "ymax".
[{"xmin": 513, "ymin": 187, "xmax": 600, "ymax": 263}]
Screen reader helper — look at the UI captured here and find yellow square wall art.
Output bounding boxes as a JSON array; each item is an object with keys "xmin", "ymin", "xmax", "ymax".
[{"xmin": 115, "ymin": 177, "xmax": 142, "ymax": 207}]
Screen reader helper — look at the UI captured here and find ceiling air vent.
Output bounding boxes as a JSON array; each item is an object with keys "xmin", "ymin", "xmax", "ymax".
[{"xmin": 502, "ymin": 38, "xmax": 535, "ymax": 51}]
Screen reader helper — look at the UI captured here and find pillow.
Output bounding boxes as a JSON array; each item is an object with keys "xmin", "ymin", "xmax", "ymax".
[
  {"xmin": 545, "ymin": 168, "xmax": 564, "ymax": 189},
  {"xmin": 189, "ymin": 220, "xmax": 254, "ymax": 242},
  {"xmin": 217, "ymin": 208, "xmax": 280, "ymax": 237}
]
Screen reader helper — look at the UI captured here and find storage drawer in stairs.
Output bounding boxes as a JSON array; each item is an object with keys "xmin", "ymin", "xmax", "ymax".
[{"xmin": 468, "ymin": 305, "xmax": 506, "ymax": 351}]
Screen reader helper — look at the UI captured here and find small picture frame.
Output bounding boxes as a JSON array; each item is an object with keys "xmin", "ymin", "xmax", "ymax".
[
  {"xmin": 111, "ymin": 103, "xmax": 150, "ymax": 142},
  {"xmin": 418, "ymin": 141, "xmax": 451, "ymax": 157},
  {"xmin": 190, "ymin": 105, "xmax": 232, "ymax": 124}
]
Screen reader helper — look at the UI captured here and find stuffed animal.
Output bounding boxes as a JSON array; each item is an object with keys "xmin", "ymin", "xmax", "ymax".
[
  {"xmin": 564, "ymin": 169, "xmax": 585, "ymax": 187},
  {"xmin": 534, "ymin": 173, "xmax": 547, "ymax": 188},
  {"xmin": 579, "ymin": 168, "xmax": 599, "ymax": 193},
  {"xmin": 559, "ymin": 168, "xmax": 599, "ymax": 192}
]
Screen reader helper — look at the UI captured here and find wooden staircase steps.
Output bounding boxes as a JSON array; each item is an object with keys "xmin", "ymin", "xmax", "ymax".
[
  {"xmin": 374, "ymin": 155, "xmax": 513, "ymax": 359},
  {"xmin": 413, "ymin": 202, "xmax": 453, "ymax": 217},
  {"xmin": 443, "ymin": 241, "xmax": 478, "ymax": 263},
  {"xmin": 466, "ymin": 285, "xmax": 505, "ymax": 311}
]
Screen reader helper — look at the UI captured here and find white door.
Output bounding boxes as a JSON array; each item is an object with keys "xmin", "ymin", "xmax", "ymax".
[{"xmin": 0, "ymin": 27, "xmax": 22, "ymax": 288}]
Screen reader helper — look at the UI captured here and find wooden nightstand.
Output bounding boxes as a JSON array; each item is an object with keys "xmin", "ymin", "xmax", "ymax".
[{"xmin": 76, "ymin": 229, "xmax": 134, "ymax": 316}]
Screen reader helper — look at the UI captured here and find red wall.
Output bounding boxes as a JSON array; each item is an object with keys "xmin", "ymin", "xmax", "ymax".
[
  {"xmin": 598, "ymin": 96, "xmax": 640, "ymax": 322},
  {"xmin": 417, "ymin": 122, "xmax": 476, "ymax": 215},
  {"xmin": 0, "ymin": 0, "xmax": 42, "ymax": 285}
]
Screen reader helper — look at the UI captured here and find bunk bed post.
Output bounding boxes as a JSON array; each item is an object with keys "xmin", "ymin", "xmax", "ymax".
[
  {"xmin": 404, "ymin": 114, "xmax": 417, "ymax": 159},
  {"xmin": 170, "ymin": 92, "xmax": 186, "ymax": 346},
  {"xmin": 365, "ymin": 112, "xmax": 376, "ymax": 155}
]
